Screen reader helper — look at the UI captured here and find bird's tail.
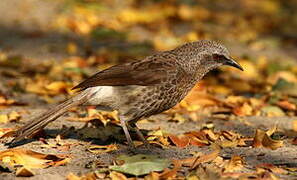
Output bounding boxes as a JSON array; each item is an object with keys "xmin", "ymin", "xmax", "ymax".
[{"xmin": 9, "ymin": 91, "xmax": 91, "ymax": 145}]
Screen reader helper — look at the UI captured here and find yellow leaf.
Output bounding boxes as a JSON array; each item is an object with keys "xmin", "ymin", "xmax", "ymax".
[
  {"xmin": 87, "ymin": 144, "xmax": 118, "ymax": 154},
  {"xmin": 16, "ymin": 167, "xmax": 35, "ymax": 177},
  {"xmin": 45, "ymin": 81, "xmax": 68, "ymax": 94},
  {"xmin": 66, "ymin": 173, "xmax": 81, "ymax": 180},
  {"xmin": 0, "ymin": 148, "xmax": 70, "ymax": 169},
  {"xmin": 262, "ymin": 133, "xmax": 283, "ymax": 150},
  {"xmin": 110, "ymin": 171, "xmax": 127, "ymax": 180},
  {"xmin": 224, "ymin": 155, "xmax": 245, "ymax": 172},
  {"xmin": 233, "ymin": 102, "xmax": 253, "ymax": 116},
  {"xmin": 0, "ymin": 114, "xmax": 9, "ymax": 123},
  {"xmin": 144, "ymin": 172, "xmax": 160, "ymax": 180},
  {"xmin": 8, "ymin": 111, "xmax": 21, "ymax": 122},
  {"xmin": 236, "ymin": 60, "xmax": 258, "ymax": 79}
]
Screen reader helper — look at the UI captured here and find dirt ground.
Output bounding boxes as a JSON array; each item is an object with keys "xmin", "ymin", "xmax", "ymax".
[{"xmin": 0, "ymin": 106, "xmax": 297, "ymax": 179}]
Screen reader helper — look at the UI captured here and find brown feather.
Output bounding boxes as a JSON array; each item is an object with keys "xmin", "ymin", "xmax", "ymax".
[{"xmin": 72, "ymin": 60, "xmax": 174, "ymax": 90}]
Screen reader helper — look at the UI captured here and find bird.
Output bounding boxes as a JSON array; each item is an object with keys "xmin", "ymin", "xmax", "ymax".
[{"xmin": 9, "ymin": 40, "xmax": 243, "ymax": 148}]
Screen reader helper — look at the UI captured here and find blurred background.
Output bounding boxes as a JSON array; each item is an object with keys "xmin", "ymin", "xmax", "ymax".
[{"xmin": 0, "ymin": 0, "xmax": 297, "ymax": 117}]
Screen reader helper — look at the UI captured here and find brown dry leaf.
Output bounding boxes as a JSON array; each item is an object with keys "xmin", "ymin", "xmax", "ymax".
[
  {"xmin": 183, "ymin": 91, "xmax": 221, "ymax": 109},
  {"xmin": 190, "ymin": 145, "xmax": 221, "ymax": 169},
  {"xmin": 292, "ymin": 137, "xmax": 297, "ymax": 145},
  {"xmin": 16, "ymin": 167, "xmax": 35, "ymax": 177},
  {"xmin": 233, "ymin": 102, "xmax": 253, "ymax": 116},
  {"xmin": 144, "ymin": 172, "xmax": 160, "ymax": 180},
  {"xmin": 256, "ymin": 163, "xmax": 287, "ymax": 174},
  {"xmin": 221, "ymin": 131, "xmax": 238, "ymax": 141},
  {"xmin": 110, "ymin": 171, "xmax": 128, "ymax": 180},
  {"xmin": 0, "ymin": 111, "xmax": 22, "ymax": 124},
  {"xmin": 184, "ymin": 130, "xmax": 210, "ymax": 145},
  {"xmin": 168, "ymin": 134, "xmax": 190, "ymax": 148},
  {"xmin": 67, "ymin": 172, "xmax": 99, "ymax": 180},
  {"xmin": 0, "ymin": 96, "xmax": 18, "ymax": 108},
  {"xmin": 262, "ymin": 132, "xmax": 284, "ymax": 150},
  {"xmin": 253, "ymin": 126, "xmax": 283, "ymax": 150},
  {"xmin": 66, "ymin": 173, "xmax": 81, "ymax": 180},
  {"xmin": 87, "ymin": 144, "xmax": 118, "ymax": 154},
  {"xmin": 159, "ymin": 160, "xmax": 181, "ymax": 179},
  {"xmin": 188, "ymin": 137, "xmax": 209, "ymax": 147},
  {"xmin": 253, "ymin": 129, "xmax": 266, "ymax": 148},
  {"xmin": 0, "ymin": 114, "xmax": 9, "ymax": 123},
  {"xmin": 0, "ymin": 128, "xmax": 15, "ymax": 138},
  {"xmin": 217, "ymin": 131, "xmax": 243, "ymax": 148},
  {"xmin": 50, "ymin": 158, "xmax": 71, "ymax": 167},
  {"xmin": 225, "ymin": 96, "xmax": 246, "ymax": 106},
  {"xmin": 203, "ymin": 129, "xmax": 218, "ymax": 142},
  {"xmin": 224, "ymin": 155, "xmax": 245, "ymax": 172},
  {"xmin": 8, "ymin": 111, "xmax": 22, "ymax": 122},
  {"xmin": 277, "ymin": 100, "xmax": 296, "ymax": 111},
  {"xmin": 256, "ymin": 167, "xmax": 281, "ymax": 180},
  {"xmin": 0, "ymin": 148, "xmax": 70, "ymax": 169}
]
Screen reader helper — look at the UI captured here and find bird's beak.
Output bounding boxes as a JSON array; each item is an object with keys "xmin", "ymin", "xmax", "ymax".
[{"xmin": 224, "ymin": 57, "xmax": 244, "ymax": 71}]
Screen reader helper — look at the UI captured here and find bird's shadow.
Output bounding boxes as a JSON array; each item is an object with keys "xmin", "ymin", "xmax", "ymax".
[{"xmin": 5, "ymin": 121, "xmax": 150, "ymax": 149}]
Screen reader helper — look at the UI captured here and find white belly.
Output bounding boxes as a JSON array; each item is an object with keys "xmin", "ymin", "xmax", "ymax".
[{"xmin": 84, "ymin": 86, "xmax": 115, "ymax": 106}]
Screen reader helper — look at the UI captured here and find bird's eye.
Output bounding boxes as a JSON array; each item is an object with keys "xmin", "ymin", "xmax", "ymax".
[{"xmin": 213, "ymin": 54, "xmax": 222, "ymax": 61}]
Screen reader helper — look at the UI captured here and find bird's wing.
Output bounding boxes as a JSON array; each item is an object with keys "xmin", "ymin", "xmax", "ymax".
[{"xmin": 72, "ymin": 59, "xmax": 177, "ymax": 90}]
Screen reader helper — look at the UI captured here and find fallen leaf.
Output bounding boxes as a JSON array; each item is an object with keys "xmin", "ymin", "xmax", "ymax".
[
  {"xmin": 253, "ymin": 129, "xmax": 266, "ymax": 148},
  {"xmin": 292, "ymin": 137, "xmax": 297, "ymax": 145},
  {"xmin": 233, "ymin": 102, "xmax": 253, "ymax": 116},
  {"xmin": 16, "ymin": 167, "xmax": 35, "ymax": 177},
  {"xmin": 261, "ymin": 106, "xmax": 285, "ymax": 117},
  {"xmin": 253, "ymin": 126, "xmax": 283, "ymax": 150},
  {"xmin": 190, "ymin": 146, "xmax": 221, "ymax": 169},
  {"xmin": 262, "ymin": 131, "xmax": 284, "ymax": 150},
  {"xmin": 110, "ymin": 171, "xmax": 127, "ymax": 180},
  {"xmin": 0, "ymin": 114, "xmax": 8, "ymax": 123},
  {"xmin": 67, "ymin": 172, "xmax": 99, "ymax": 180},
  {"xmin": 0, "ymin": 148, "xmax": 70, "ymax": 169},
  {"xmin": 256, "ymin": 163, "xmax": 287, "ymax": 174},
  {"xmin": 110, "ymin": 154, "xmax": 170, "ymax": 176},
  {"xmin": 277, "ymin": 100, "xmax": 296, "ymax": 111},
  {"xmin": 0, "ymin": 128, "xmax": 15, "ymax": 138},
  {"xmin": 66, "ymin": 173, "xmax": 81, "ymax": 180},
  {"xmin": 159, "ymin": 160, "xmax": 181, "ymax": 179},
  {"xmin": 168, "ymin": 134, "xmax": 190, "ymax": 148},
  {"xmin": 273, "ymin": 79, "xmax": 297, "ymax": 97},
  {"xmin": 224, "ymin": 155, "xmax": 245, "ymax": 172},
  {"xmin": 144, "ymin": 172, "xmax": 160, "ymax": 180},
  {"xmin": 87, "ymin": 144, "xmax": 118, "ymax": 154}
]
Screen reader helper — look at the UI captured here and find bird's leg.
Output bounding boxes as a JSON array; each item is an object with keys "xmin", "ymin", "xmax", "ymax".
[
  {"xmin": 129, "ymin": 123, "xmax": 149, "ymax": 146},
  {"xmin": 119, "ymin": 116, "xmax": 134, "ymax": 148}
]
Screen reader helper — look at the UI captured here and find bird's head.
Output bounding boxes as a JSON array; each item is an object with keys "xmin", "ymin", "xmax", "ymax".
[
  {"xmin": 208, "ymin": 41, "xmax": 243, "ymax": 71},
  {"xmin": 173, "ymin": 40, "xmax": 244, "ymax": 72}
]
